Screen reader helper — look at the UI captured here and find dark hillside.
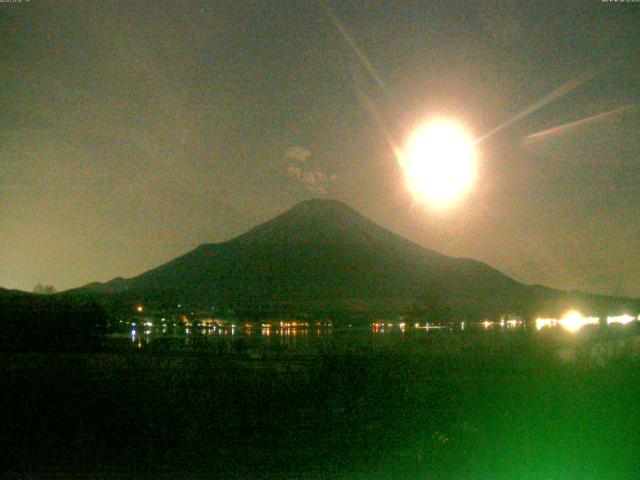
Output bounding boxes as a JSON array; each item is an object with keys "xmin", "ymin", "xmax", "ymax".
[{"xmin": 69, "ymin": 200, "xmax": 639, "ymax": 318}]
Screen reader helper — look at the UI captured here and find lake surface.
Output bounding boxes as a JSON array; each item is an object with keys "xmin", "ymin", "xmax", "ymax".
[
  {"xmin": 5, "ymin": 318, "xmax": 640, "ymax": 479},
  {"xmin": 118, "ymin": 321, "xmax": 505, "ymax": 350},
  {"xmin": 109, "ymin": 318, "xmax": 640, "ymax": 366}
]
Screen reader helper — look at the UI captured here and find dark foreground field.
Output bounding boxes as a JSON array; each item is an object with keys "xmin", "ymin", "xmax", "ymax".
[{"xmin": 2, "ymin": 329, "xmax": 640, "ymax": 479}]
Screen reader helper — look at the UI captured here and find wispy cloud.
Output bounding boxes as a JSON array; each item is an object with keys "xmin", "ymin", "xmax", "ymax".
[
  {"xmin": 284, "ymin": 145, "xmax": 336, "ymax": 194},
  {"xmin": 285, "ymin": 146, "xmax": 311, "ymax": 162},
  {"xmin": 287, "ymin": 165, "xmax": 337, "ymax": 195}
]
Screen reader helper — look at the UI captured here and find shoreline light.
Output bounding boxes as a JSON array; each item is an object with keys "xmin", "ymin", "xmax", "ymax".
[
  {"xmin": 607, "ymin": 314, "xmax": 635, "ymax": 325},
  {"xmin": 559, "ymin": 310, "xmax": 598, "ymax": 332},
  {"xmin": 535, "ymin": 310, "xmax": 599, "ymax": 332},
  {"xmin": 535, "ymin": 318, "xmax": 558, "ymax": 330}
]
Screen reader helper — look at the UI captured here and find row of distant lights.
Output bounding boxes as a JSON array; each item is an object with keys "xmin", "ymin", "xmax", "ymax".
[
  {"xmin": 136, "ymin": 304, "xmax": 203, "ymax": 312},
  {"xmin": 133, "ymin": 306, "xmax": 636, "ymax": 335},
  {"xmin": 535, "ymin": 311, "xmax": 638, "ymax": 332},
  {"xmin": 476, "ymin": 319, "xmax": 523, "ymax": 330}
]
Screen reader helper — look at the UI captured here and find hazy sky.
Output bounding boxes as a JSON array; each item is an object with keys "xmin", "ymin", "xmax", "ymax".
[{"xmin": 2, "ymin": 1, "xmax": 639, "ymax": 297}]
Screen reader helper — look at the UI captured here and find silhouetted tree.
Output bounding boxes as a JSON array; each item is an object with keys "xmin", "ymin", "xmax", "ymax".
[
  {"xmin": 33, "ymin": 283, "xmax": 57, "ymax": 294},
  {"xmin": 413, "ymin": 282, "xmax": 452, "ymax": 322}
]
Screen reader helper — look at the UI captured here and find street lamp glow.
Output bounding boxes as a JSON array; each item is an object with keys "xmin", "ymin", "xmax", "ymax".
[
  {"xmin": 607, "ymin": 314, "xmax": 635, "ymax": 325},
  {"xmin": 558, "ymin": 310, "xmax": 598, "ymax": 332}
]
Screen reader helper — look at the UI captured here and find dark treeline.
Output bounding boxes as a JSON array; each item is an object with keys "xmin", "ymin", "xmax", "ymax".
[{"xmin": 0, "ymin": 291, "xmax": 107, "ymax": 352}]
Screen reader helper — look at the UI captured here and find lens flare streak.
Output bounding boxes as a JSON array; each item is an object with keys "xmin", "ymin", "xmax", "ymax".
[
  {"xmin": 524, "ymin": 103, "xmax": 640, "ymax": 143},
  {"xmin": 319, "ymin": 0, "xmax": 392, "ymax": 99},
  {"xmin": 476, "ymin": 69, "xmax": 602, "ymax": 144}
]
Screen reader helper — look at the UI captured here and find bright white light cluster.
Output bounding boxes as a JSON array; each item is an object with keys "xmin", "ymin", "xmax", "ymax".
[
  {"xmin": 535, "ymin": 318, "xmax": 558, "ymax": 330},
  {"xmin": 535, "ymin": 310, "xmax": 599, "ymax": 332},
  {"xmin": 559, "ymin": 310, "xmax": 599, "ymax": 332},
  {"xmin": 607, "ymin": 314, "xmax": 635, "ymax": 325}
]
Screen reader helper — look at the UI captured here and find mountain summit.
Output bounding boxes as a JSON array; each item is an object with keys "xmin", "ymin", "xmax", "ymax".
[{"xmin": 73, "ymin": 199, "xmax": 638, "ymax": 318}]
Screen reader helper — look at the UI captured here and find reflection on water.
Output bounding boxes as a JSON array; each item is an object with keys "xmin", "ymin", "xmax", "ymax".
[
  {"xmin": 117, "ymin": 311, "xmax": 639, "ymax": 351},
  {"xmin": 123, "ymin": 321, "xmax": 339, "ymax": 351}
]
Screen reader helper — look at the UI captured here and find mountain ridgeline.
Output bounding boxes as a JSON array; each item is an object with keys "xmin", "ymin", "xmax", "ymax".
[{"xmin": 72, "ymin": 199, "xmax": 639, "ymax": 319}]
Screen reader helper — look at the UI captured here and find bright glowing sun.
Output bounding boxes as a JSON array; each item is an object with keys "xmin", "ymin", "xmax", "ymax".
[{"xmin": 401, "ymin": 118, "xmax": 477, "ymax": 208}]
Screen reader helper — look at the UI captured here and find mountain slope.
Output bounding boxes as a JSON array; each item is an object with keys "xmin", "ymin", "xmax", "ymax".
[{"xmin": 71, "ymin": 199, "xmax": 639, "ymax": 317}]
